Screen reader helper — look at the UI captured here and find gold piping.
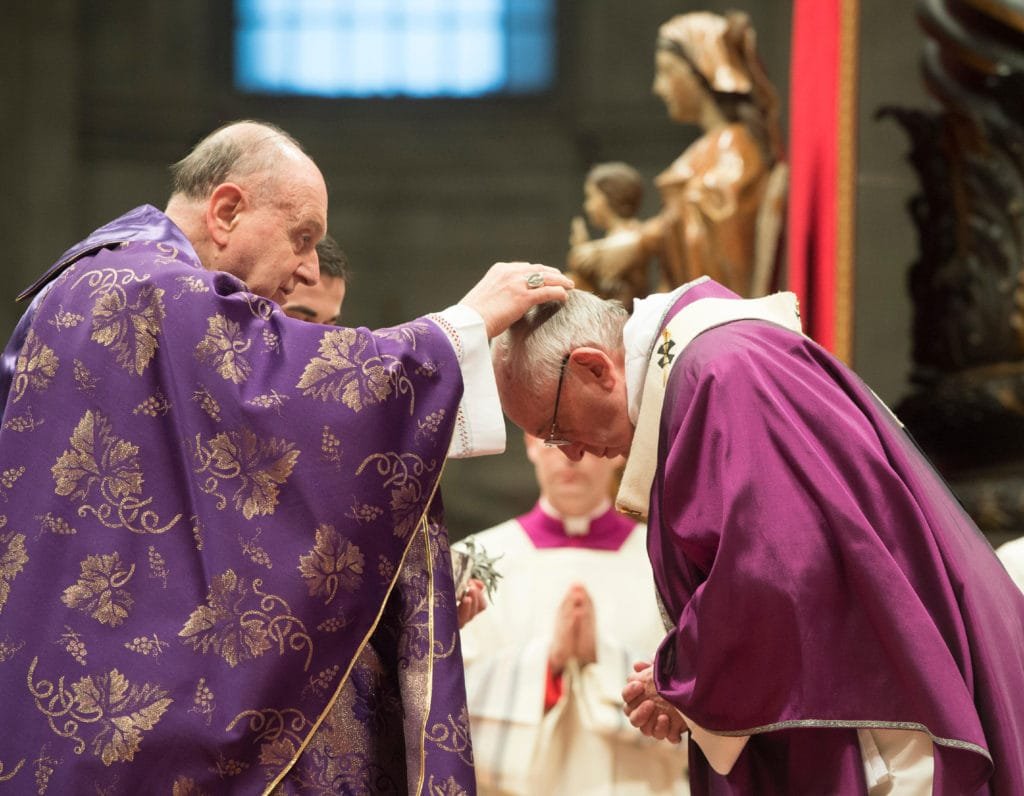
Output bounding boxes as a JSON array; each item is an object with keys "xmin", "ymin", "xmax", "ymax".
[
  {"xmin": 706, "ymin": 717, "xmax": 991, "ymax": 760},
  {"xmin": 414, "ymin": 509, "xmax": 439, "ymax": 795}
]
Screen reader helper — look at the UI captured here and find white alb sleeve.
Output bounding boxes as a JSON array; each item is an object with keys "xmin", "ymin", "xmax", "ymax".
[{"xmin": 427, "ymin": 304, "xmax": 506, "ymax": 458}]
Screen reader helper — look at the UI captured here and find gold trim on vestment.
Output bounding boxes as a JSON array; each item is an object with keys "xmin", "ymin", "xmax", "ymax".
[
  {"xmin": 414, "ymin": 513, "xmax": 439, "ymax": 795},
  {"xmin": 708, "ymin": 717, "xmax": 991, "ymax": 761}
]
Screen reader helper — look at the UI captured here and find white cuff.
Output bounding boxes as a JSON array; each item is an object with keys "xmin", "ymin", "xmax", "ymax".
[{"xmin": 429, "ymin": 305, "xmax": 506, "ymax": 459}]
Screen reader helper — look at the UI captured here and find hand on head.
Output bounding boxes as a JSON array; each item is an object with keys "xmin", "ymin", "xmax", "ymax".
[{"xmin": 459, "ymin": 262, "xmax": 573, "ymax": 339}]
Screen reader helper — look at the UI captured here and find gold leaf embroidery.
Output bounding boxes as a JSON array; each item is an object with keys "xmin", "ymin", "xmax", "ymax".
[
  {"xmin": 173, "ymin": 275, "xmax": 209, "ymax": 299},
  {"xmin": 320, "ymin": 426, "xmax": 342, "ymax": 468},
  {"xmin": 0, "ymin": 466, "xmax": 26, "ymax": 501},
  {"xmin": 195, "ymin": 314, "xmax": 252, "ymax": 384},
  {"xmin": 132, "ymin": 391, "xmax": 171, "ymax": 417},
  {"xmin": 192, "ymin": 386, "xmax": 222, "ymax": 422},
  {"xmin": 172, "ymin": 777, "xmax": 208, "ymax": 796},
  {"xmin": 239, "ymin": 532, "xmax": 272, "ymax": 569},
  {"xmin": 426, "ymin": 708, "xmax": 474, "ymax": 766},
  {"xmin": 378, "ymin": 555, "xmax": 395, "ymax": 581},
  {"xmin": 246, "ymin": 390, "xmax": 288, "ymax": 414},
  {"xmin": 0, "ymin": 637, "xmax": 25, "ymax": 662},
  {"xmin": 189, "ymin": 677, "xmax": 215, "ymax": 725},
  {"xmin": 415, "ymin": 409, "xmax": 446, "ymax": 443},
  {"xmin": 190, "ymin": 429, "xmax": 300, "ymax": 519},
  {"xmin": 37, "ymin": 513, "xmax": 76, "ymax": 537},
  {"xmin": 3, "ymin": 407, "xmax": 43, "ymax": 433},
  {"xmin": 0, "ymin": 758, "xmax": 25, "ymax": 783},
  {"xmin": 224, "ymin": 708, "xmax": 311, "ymax": 772},
  {"xmin": 12, "ymin": 329, "xmax": 59, "ymax": 403},
  {"xmin": 33, "ymin": 745, "xmax": 60, "ymax": 794},
  {"xmin": 178, "ymin": 570, "xmax": 313, "ymax": 670},
  {"xmin": 147, "ymin": 546, "xmax": 167, "ymax": 587},
  {"xmin": 427, "ymin": 775, "xmax": 470, "ymax": 796},
  {"xmin": 73, "ymin": 359, "xmax": 98, "ymax": 394},
  {"xmin": 295, "ymin": 328, "xmax": 394, "ymax": 411},
  {"xmin": 124, "ymin": 634, "xmax": 169, "ymax": 660},
  {"xmin": 0, "ymin": 530, "xmax": 28, "ymax": 614},
  {"xmin": 61, "ymin": 552, "xmax": 135, "ymax": 627},
  {"xmin": 90, "ymin": 282, "xmax": 166, "ymax": 375},
  {"xmin": 345, "ymin": 499, "xmax": 383, "ymax": 524},
  {"xmin": 262, "ymin": 329, "xmax": 281, "ymax": 354},
  {"xmin": 49, "ymin": 306, "xmax": 84, "ymax": 330},
  {"xmin": 316, "ymin": 616, "xmax": 350, "ymax": 633},
  {"xmin": 356, "ymin": 451, "xmax": 436, "ymax": 539},
  {"xmin": 27, "ymin": 657, "xmax": 172, "ymax": 765},
  {"xmin": 300, "ymin": 664, "xmax": 340, "ymax": 699},
  {"xmin": 209, "ymin": 753, "xmax": 249, "ymax": 778},
  {"xmin": 57, "ymin": 626, "xmax": 87, "ymax": 665},
  {"xmin": 298, "ymin": 525, "xmax": 364, "ymax": 605},
  {"xmin": 51, "ymin": 411, "xmax": 179, "ymax": 534}
]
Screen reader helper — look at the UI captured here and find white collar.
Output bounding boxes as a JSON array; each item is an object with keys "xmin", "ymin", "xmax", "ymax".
[
  {"xmin": 622, "ymin": 277, "xmax": 709, "ymax": 424},
  {"xmin": 538, "ymin": 496, "xmax": 613, "ymax": 536}
]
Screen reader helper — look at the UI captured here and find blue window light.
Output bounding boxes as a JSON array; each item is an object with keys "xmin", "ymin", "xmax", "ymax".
[{"xmin": 235, "ymin": 0, "xmax": 555, "ymax": 98}]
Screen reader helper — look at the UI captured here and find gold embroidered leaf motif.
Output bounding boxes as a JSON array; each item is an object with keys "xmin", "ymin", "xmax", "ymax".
[
  {"xmin": 298, "ymin": 525, "xmax": 365, "ymax": 604},
  {"xmin": 11, "ymin": 329, "xmax": 59, "ymax": 403},
  {"xmin": 61, "ymin": 552, "xmax": 135, "ymax": 626},
  {"xmin": 172, "ymin": 777, "xmax": 209, "ymax": 796},
  {"xmin": 195, "ymin": 314, "xmax": 253, "ymax": 384},
  {"xmin": 52, "ymin": 411, "xmax": 142, "ymax": 502},
  {"xmin": 91, "ymin": 283, "xmax": 166, "ymax": 375},
  {"xmin": 178, "ymin": 570, "xmax": 272, "ymax": 667},
  {"xmin": 258, "ymin": 738, "xmax": 296, "ymax": 768},
  {"xmin": 296, "ymin": 328, "xmax": 392, "ymax": 410},
  {"xmin": 69, "ymin": 669, "xmax": 172, "ymax": 765},
  {"xmin": 206, "ymin": 430, "xmax": 299, "ymax": 519},
  {"xmin": 0, "ymin": 531, "xmax": 28, "ymax": 614}
]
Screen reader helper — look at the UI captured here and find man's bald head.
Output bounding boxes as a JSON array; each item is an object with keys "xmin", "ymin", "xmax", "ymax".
[
  {"xmin": 169, "ymin": 120, "xmax": 309, "ymax": 205},
  {"xmin": 164, "ymin": 120, "xmax": 328, "ymax": 303}
]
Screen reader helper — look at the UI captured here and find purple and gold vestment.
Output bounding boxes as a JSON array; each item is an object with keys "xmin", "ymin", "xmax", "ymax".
[
  {"xmin": 646, "ymin": 280, "xmax": 1024, "ymax": 794},
  {"xmin": 0, "ymin": 206, "xmax": 475, "ymax": 794}
]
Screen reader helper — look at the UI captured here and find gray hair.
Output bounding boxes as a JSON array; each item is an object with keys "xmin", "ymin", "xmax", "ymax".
[
  {"xmin": 168, "ymin": 120, "xmax": 305, "ymax": 202},
  {"xmin": 493, "ymin": 290, "xmax": 629, "ymax": 389}
]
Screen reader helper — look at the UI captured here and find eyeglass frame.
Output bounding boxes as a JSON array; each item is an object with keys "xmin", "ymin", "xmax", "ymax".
[{"xmin": 544, "ymin": 354, "xmax": 573, "ymax": 447}]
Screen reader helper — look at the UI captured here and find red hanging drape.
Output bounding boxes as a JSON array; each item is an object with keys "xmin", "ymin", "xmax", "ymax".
[{"xmin": 787, "ymin": 0, "xmax": 859, "ymax": 362}]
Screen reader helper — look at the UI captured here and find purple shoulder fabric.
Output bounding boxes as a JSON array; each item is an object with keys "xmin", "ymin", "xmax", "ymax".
[
  {"xmin": 0, "ymin": 207, "xmax": 476, "ymax": 794},
  {"xmin": 647, "ymin": 285, "xmax": 1024, "ymax": 794}
]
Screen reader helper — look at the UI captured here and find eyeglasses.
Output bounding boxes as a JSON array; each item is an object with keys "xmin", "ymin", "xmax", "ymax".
[{"xmin": 544, "ymin": 354, "xmax": 572, "ymax": 447}]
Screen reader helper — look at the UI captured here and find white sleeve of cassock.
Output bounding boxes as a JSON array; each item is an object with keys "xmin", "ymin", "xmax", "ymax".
[{"xmin": 428, "ymin": 305, "xmax": 506, "ymax": 458}]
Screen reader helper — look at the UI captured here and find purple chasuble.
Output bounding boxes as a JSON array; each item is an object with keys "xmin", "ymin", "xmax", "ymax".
[
  {"xmin": 0, "ymin": 206, "xmax": 476, "ymax": 794},
  {"xmin": 646, "ymin": 280, "xmax": 1024, "ymax": 795},
  {"xmin": 517, "ymin": 503, "xmax": 636, "ymax": 550}
]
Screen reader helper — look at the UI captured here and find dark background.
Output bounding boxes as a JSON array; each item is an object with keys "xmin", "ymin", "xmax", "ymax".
[{"xmin": 1, "ymin": 1, "xmax": 928, "ymax": 538}]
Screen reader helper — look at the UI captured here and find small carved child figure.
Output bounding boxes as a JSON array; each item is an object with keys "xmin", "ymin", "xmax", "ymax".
[{"xmin": 567, "ymin": 161, "xmax": 650, "ymax": 311}]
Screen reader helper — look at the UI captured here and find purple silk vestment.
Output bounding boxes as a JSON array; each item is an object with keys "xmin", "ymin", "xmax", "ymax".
[
  {"xmin": 0, "ymin": 206, "xmax": 476, "ymax": 794},
  {"xmin": 647, "ymin": 280, "xmax": 1024, "ymax": 794}
]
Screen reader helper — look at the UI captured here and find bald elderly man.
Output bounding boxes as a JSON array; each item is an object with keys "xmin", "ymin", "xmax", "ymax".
[{"xmin": 0, "ymin": 120, "xmax": 570, "ymax": 793}]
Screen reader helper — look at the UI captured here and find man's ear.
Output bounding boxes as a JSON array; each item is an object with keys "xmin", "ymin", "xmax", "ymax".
[
  {"xmin": 568, "ymin": 347, "xmax": 617, "ymax": 391},
  {"xmin": 206, "ymin": 183, "xmax": 246, "ymax": 246}
]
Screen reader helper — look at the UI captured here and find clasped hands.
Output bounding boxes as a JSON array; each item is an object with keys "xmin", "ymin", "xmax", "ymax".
[
  {"xmin": 621, "ymin": 660, "xmax": 688, "ymax": 744},
  {"xmin": 548, "ymin": 583, "xmax": 597, "ymax": 674}
]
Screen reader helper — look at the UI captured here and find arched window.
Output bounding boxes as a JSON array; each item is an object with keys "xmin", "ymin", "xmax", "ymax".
[{"xmin": 235, "ymin": 0, "xmax": 556, "ymax": 98}]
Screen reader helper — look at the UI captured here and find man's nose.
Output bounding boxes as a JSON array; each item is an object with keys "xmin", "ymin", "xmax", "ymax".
[
  {"xmin": 560, "ymin": 444, "xmax": 585, "ymax": 463},
  {"xmin": 296, "ymin": 252, "xmax": 320, "ymax": 287}
]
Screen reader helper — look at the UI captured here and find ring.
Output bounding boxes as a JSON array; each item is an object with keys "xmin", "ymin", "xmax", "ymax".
[{"xmin": 526, "ymin": 272, "xmax": 545, "ymax": 289}]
